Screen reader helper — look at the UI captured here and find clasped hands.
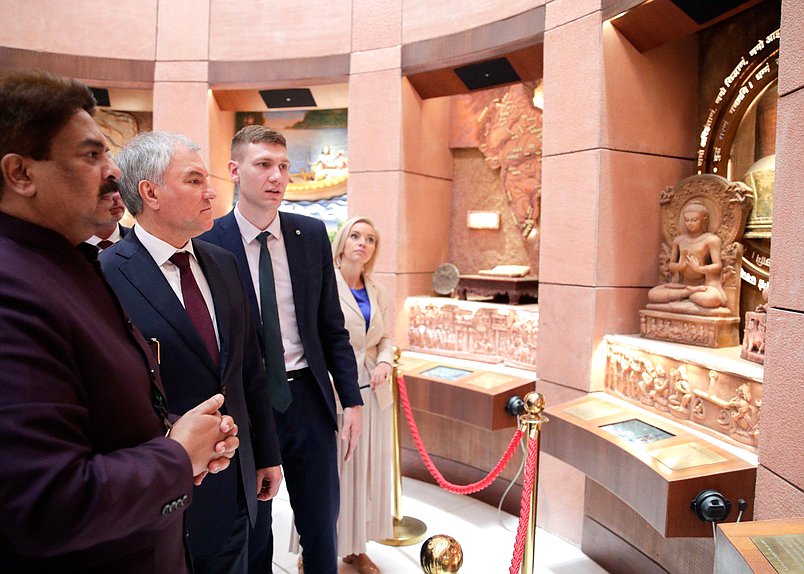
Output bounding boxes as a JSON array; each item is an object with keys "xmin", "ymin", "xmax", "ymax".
[{"xmin": 167, "ymin": 394, "xmax": 240, "ymax": 486}]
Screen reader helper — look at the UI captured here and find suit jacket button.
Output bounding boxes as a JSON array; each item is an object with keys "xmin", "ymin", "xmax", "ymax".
[{"xmin": 221, "ymin": 385, "xmax": 228, "ymax": 396}]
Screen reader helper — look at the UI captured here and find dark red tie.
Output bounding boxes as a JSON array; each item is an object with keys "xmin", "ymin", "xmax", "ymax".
[
  {"xmin": 97, "ymin": 239, "xmax": 114, "ymax": 250},
  {"xmin": 169, "ymin": 252, "xmax": 219, "ymax": 368}
]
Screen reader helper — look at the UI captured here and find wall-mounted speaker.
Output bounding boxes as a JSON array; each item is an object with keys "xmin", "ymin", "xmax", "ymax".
[
  {"xmin": 89, "ymin": 87, "xmax": 110, "ymax": 107},
  {"xmin": 259, "ymin": 88, "xmax": 317, "ymax": 109},
  {"xmin": 454, "ymin": 57, "xmax": 521, "ymax": 91},
  {"xmin": 670, "ymin": 0, "xmax": 748, "ymax": 24}
]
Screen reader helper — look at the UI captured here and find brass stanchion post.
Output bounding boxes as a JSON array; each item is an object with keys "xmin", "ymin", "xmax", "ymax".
[
  {"xmin": 380, "ymin": 346, "xmax": 427, "ymax": 546},
  {"xmin": 520, "ymin": 392, "xmax": 547, "ymax": 574}
]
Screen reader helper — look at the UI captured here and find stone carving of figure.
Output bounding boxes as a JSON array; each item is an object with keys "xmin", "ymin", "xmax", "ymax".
[
  {"xmin": 478, "ymin": 84, "xmax": 542, "ymax": 266},
  {"xmin": 648, "ymin": 201, "xmax": 727, "ymax": 310},
  {"xmin": 718, "ymin": 383, "xmax": 760, "ymax": 441},
  {"xmin": 668, "ymin": 365, "xmax": 693, "ymax": 414},
  {"xmin": 650, "ymin": 365, "xmax": 670, "ymax": 411}
]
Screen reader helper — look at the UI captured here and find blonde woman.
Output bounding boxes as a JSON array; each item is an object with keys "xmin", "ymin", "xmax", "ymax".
[{"xmin": 331, "ymin": 216, "xmax": 394, "ymax": 573}]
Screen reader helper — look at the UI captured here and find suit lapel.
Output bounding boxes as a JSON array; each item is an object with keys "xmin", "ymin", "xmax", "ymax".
[
  {"xmin": 336, "ymin": 269, "xmax": 363, "ymax": 322},
  {"xmin": 193, "ymin": 240, "xmax": 231, "ymax": 375},
  {"xmin": 280, "ymin": 213, "xmax": 307, "ymax": 333},
  {"xmin": 118, "ymin": 232, "xmax": 218, "ymax": 375},
  {"xmin": 365, "ymin": 278, "xmax": 380, "ymax": 332},
  {"xmin": 218, "ymin": 212, "xmax": 261, "ymax": 327}
]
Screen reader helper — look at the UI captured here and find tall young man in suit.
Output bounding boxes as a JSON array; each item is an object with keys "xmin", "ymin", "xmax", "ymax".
[
  {"xmin": 0, "ymin": 71, "xmax": 238, "ymax": 574},
  {"xmin": 200, "ymin": 126, "xmax": 363, "ymax": 574},
  {"xmin": 101, "ymin": 131, "xmax": 282, "ymax": 574}
]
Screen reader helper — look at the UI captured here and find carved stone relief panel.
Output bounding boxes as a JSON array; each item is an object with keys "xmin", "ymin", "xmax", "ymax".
[
  {"xmin": 405, "ymin": 297, "xmax": 538, "ymax": 370},
  {"xmin": 605, "ymin": 336, "xmax": 761, "ymax": 450},
  {"xmin": 741, "ymin": 310, "xmax": 767, "ymax": 364},
  {"xmin": 477, "ymin": 84, "xmax": 542, "ymax": 269}
]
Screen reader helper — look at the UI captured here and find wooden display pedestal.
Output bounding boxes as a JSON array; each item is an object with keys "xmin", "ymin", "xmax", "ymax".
[
  {"xmin": 457, "ymin": 274, "xmax": 539, "ymax": 304},
  {"xmin": 715, "ymin": 518, "xmax": 804, "ymax": 574},
  {"xmin": 542, "ymin": 392, "xmax": 757, "ymax": 538},
  {"xmin": 397, "ymin": 351, "xmax": 536, "ymax": 514}
]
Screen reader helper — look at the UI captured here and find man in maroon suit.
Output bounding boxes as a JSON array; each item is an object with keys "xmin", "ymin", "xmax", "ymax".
[{"xmin": 0, "ymin": 70, "xmax": 239, "ymax": 573}]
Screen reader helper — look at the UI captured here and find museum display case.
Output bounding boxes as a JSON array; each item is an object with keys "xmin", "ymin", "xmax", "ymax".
[
  {"xmin": 396, "ymin": 351, "xmax": 537, "ymax": 513},
  {"xmin": 542, "ymin": 392, "xmax": 756, "ymax": 538}
]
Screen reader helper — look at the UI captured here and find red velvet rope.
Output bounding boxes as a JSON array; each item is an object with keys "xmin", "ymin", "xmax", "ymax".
[
  {"xmin": 396, "ymin": 374, "xmax": 524, "ymax": 495},
  {"xmin": 509, "ymin": 428, "xmax": 539, "ymax": 573}
]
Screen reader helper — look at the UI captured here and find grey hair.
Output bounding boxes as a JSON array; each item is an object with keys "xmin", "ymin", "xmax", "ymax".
[{"xmin": 115, "ymin": 131, "xmax": 200, "ymax": 215}]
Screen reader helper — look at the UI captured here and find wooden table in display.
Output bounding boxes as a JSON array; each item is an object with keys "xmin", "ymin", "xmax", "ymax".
[{"xmin": 457, "ymin": 274, "xmax": 539, "ymax": 304}]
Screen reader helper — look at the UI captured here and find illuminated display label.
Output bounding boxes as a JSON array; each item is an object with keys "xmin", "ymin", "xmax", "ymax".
[
  {"xmin": 724, "ymin": 57, "xmax": 748, "ymax": 87},
  {"xmin": 749, "ymin": 40, "xmax": 765, "ymax": 57},
  {"xmin": 741, "ymin": 267, "xmax": 769, "ymax": 291},
  {"xmin": 696, "ymin": 27, "xmax": 781, "ymax": 171},
  {"xmin": 755, "ymin": 62, "xmax": 771, "ymax": 81},
  {"xmin": 730, "ymin": 85, "xmax": 751, "ymax": 114}
]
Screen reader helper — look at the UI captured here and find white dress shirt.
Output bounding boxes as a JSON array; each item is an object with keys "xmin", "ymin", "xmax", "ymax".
[
  {"xmin": 133, "ymin": 225, "xmax": 220, "ymax": 346},
  {"xmin": 86, "ymin": 225, "xmax": 122, "ymax": 249},
  {"xmin": 234, "ymin": 204, "xmax": 307, "ymax": 371}
]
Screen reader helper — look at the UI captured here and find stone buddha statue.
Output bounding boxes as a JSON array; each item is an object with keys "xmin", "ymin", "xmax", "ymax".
[
  {"xmin": 640, "ymin": 174, "xmax": 753, "ymax": 347},
  {"xmin": 647, "ymin": 201, "xmax": 728, "ymax": 314}
]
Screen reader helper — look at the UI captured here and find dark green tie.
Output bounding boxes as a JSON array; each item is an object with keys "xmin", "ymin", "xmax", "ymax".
[{"xmin": 256, "ymin": 231, "xmax": 292, "ymax": 412}]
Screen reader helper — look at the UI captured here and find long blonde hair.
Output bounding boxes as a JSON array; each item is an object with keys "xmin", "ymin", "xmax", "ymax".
[{"xmin": 332, "ymin": 216, "xmax": 380, "ymax": 277}]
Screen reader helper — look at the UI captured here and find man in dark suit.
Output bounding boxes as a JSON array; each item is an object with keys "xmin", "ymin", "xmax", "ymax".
[
  {"xmin": 86, "ymin": 189, "xmax": 130, "ymax": 251},
  {"xmin": 0, "ymin": 71, "xmax": 239, "ymax": 574},
  {"xmin": 101, "ymin": 131, "xmax": 282, "ymax": 574},
  {"xmin": 200, "ymin": 125, "xmax": 362, "ymax": 574}
]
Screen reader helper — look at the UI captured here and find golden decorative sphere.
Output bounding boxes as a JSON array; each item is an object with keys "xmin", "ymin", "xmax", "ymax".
[
  {"xmin": 420, "ymin": 534, "xmax": 463, "ymax": 573},
  {"xmin": 524, "ymin": 392, "xmax": 545, "ymax": 415}
]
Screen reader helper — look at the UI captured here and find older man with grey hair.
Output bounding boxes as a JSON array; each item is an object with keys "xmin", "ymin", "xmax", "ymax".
[{"xmin": 100, "ymin": 131, "xmax": 282, "ymax": 574}]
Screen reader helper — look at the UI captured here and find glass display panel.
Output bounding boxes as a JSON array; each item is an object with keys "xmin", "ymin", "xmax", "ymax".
[
  {"xmin": 421, "ymin": 366, "xmax": 473, "ymax": 381},
  {"xmin": 600, "ymin": 419, "xmax": 674, "ymax": 445}
]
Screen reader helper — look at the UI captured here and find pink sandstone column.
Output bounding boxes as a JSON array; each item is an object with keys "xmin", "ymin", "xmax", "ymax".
[
  {"xmin": 537, "ymin": 0, "xmax": 698, "ymax": 544},
  {"xmin": 754, "ymin": 0, "xmax": 804, "ymax": 518},
  {"xmin": 151, "ymin": 0, "xmax": 234, "ymax": 215},
  {"xmin": 347, "ymin": 0, "xmax": 453, "ymax": 343}
]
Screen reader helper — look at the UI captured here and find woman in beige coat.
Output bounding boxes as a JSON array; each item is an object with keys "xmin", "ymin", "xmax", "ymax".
[{"xmin": 332, "ymin": 216, "xmax": 394, "ymax": 574}]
